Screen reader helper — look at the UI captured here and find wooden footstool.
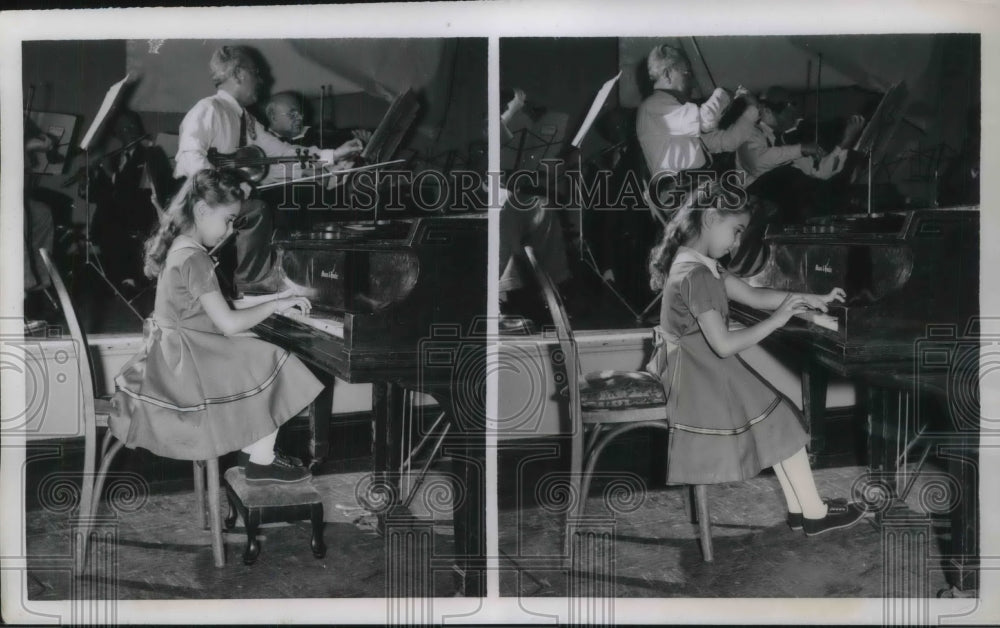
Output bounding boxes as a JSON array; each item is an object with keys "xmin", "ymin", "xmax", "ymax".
[{"xmin": 223, "ymin": 467, "xmax": 326, "ymax": 565}]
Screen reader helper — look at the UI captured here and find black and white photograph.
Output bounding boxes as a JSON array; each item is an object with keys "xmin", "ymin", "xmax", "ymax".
[
  {"xmin": 10, "ymin": 31, "xmax": 488, "ymax": 609},
  {"xmin": 2, "ymin": 2, "xmax": 999, "ymax": 626},
  {"xmin": 495, "ymin": 33, "xmax": 982, "ymax": 602}
]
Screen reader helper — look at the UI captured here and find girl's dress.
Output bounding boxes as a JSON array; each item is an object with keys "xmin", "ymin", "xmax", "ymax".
[
  {"xmin": 110, "ymin": 235, "xmax": 323, "ymax": 461},
  {"xmin": 656, "ymin": 246, "xmax": 808, "ymax": 485}
]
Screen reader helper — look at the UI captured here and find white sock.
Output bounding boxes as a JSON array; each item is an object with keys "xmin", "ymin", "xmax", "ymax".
[
  {"xmin": 775, "ymin": 448, "xmax": 828, "ymax": 519},
  {"xmin": 772, "ymin": 461, "xmax": 801, "ymax": 514},
  {"xmin": 241, "ymin": 430, "xmax": 278, "ymax": 465}
]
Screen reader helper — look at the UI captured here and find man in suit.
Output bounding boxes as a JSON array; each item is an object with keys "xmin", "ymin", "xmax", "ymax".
[
  {"xmin": 87, "ymin": 109, "xmax": 173, "ymax": 291},
  {"xmin": 736, "ymin": 86, "xmax": 863, "ymax": 224}
]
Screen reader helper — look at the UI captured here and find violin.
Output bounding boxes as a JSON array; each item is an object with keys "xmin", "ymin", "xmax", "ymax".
[
  {"xmin": 63, "ymin": 134, "xmax": 151, "ymax": 193},
  {"xmin": 718, "ymin": 96, "xmax": 752, "ymax": 131},
  {"xmin": 207, "ymin": 145, "xmax": 320, "ymax": 183}
]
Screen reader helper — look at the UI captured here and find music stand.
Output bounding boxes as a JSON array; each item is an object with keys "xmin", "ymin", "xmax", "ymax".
[
  {"xmin": 502, "ymin": 112, "xmax": 567, "ymax": 173},
  {"xmin": 77, "ymin": 74, "xmax": 144, "ymax": 320},
  {"xmin": 850, "ymin": 81, "xmax": 908, "ymax": 214},
  {"xmin": 360, "ymin": 88, "xmax": 420, "ymax": 165},
  {"xmin": 566, "ymin": 72, "xmax": 641, "ymax": 320},
  {"xmin": 355, "ymin": 89, "xmax": 420, "ymax": 222}
]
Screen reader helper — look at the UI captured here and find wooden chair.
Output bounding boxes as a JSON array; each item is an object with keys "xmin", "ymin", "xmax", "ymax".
[
  {"xmin": 522, "ymin": 245, "xmax": 713, "ymax": 562},
  {"xmin": 37, "ymin": 249, "xmax": 225, "ymax": 575}
]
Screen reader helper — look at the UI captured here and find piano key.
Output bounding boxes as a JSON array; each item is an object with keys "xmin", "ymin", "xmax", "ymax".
[
  {"xmin": 794, "ymin": 310, "xmax": 839, "ymax": 332},
  {"xmin": 277, "ymin": 310, "xmax": 345, "ymax": 339},
  {"xmin": 731, "ymin": 209, "xmax": 977, "ymax": 362}
]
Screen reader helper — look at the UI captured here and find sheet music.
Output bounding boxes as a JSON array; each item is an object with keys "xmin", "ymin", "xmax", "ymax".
[
  {"xmin": 852, "ymin": 81, "xmax": 907, "ymax": 153},
  {"xmin": 360, "ymin": 88, "xmax": 419, "ymax": 163},
  {"xmin": 79, "ymin": 74, "xmax": 130, "ymax": 150},
  {"xmin": 570, "ymin": 71, "xmax": 622, "ymax": 147}
]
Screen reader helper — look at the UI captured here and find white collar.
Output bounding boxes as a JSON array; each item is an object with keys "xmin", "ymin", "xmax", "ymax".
[
  {"xmin": 673, "ymin": 246, "xmax": 721, "ymax": 279},
  {"xmin": 268, "ymin": 126, "xmax": 305, "ymax": 143},
  {"xmin": 170, "ymin": 234, "xmax": 207, "ymax": 254},
  {"xmin": 758, "ymin": 121, "xmax": 776, "ymax": 142},
  {"xmin": 215, "ymin": 89, "xmax": 244, "ymax": 113}
]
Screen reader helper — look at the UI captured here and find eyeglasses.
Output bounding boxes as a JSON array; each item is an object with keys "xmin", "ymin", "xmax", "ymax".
[{"xmin": 277, "ymin": 109, "xmax": 302, "ymax": 119}]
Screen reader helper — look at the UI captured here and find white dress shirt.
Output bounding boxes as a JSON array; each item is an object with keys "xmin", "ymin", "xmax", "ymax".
[
  {"xmin": 736, "ymin": 122, "xmax": 849, "ymax": 186},
  {"xmin": 637, "ymin": 88, "xmax": 756, "ymax": 176},
  {"xmin": 174, "ymin": 89, "xmax": 336, "ymax": 185}
]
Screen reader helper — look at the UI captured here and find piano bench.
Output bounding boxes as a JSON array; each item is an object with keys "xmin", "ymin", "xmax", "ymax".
[{"xmin": 223, "ymin": 467, "xmax": 326, "ymax": 565}]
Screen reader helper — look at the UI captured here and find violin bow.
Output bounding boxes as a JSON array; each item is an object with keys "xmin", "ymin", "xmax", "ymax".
[
  {"xmin": 319, "ymin": 85, "xmax": 326, "ymax": 150},
  {"xmin": 689, "ymin": 37, "xmax": 718, "ymax": 92}
]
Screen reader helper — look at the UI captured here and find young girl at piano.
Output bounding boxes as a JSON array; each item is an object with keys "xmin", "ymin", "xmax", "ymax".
[
  {"xmin": 647, "ymin": 185, "xmax": 868, "ymax": 535},
  {"xmin": 110, "ymin": 168, "xmax": 321, "ymax": 484}
]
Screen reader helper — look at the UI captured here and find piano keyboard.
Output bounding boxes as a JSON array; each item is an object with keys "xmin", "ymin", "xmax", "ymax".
[
  {"xmin": 278, "ymin": 310, "xmax": 345, "ymax": 339},
  {"xmin": 794, "ymin": 310, "xmax": 839, "ymax": 332}
]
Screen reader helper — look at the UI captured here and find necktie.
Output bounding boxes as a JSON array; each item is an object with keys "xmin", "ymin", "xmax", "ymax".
[
  {"xmin": 238, "ymin": 111, "xmax": 248, "ymax": 148},
  {"xmin": 118, "ymin": 148, "xmax": 132, "ymax": 173}
]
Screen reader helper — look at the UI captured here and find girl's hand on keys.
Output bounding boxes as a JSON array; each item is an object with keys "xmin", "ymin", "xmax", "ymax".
[
  {"xmin": 799, "ymin": 288, "xmax": 846, "ymax": 312},
  {"xmin": 277, "ymin": 296, "xmax": 312, "ymax": 316},
  {"xmin": 773, "ymin": 293, "xmax": 809, "ymax": 325}
]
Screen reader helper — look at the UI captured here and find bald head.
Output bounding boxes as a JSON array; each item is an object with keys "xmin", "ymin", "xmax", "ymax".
[{"xmin": 266, "ymin": 91, "xmax": 305, "ymax": 140}]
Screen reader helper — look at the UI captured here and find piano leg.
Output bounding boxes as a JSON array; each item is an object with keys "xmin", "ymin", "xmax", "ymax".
[
  {"xmin": 866, "ymin": 384, "xmax": 980, "ymax": 595},
  {"xmin": 865, "ymin": 385, "xmax": 906, "ymax": 497},
  {"xmin": 800, "ymin": 363, "xmax": 830, "ymax": 464},
  {"xmin": 372, "ymin": 382, "xmax": 405, "ymax": 528},
  {"xmin": 435, "ymin": 392, "xmax": 485, "ymax": 598},
  {"xmin": 367, "ymin": 382, "xmax": 484, "ymax": 597},
  {"xmin": 947, "ymin": 435, "xmax": 979, "ymax": 594},
  {"xmin": 306, "ymin": 370, "xmax": 335, "ymax": 473}
]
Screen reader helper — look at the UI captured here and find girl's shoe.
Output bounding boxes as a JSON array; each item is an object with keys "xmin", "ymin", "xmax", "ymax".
[
  {"xmin": 787, "ymin": 497, "xmax": 848, "ymax": 531},
  {"xmin": 803, "ymin": 500, "xmax": 868, "ymax": 536},
  {"xmin": 236, "ymin": 450, "xmax": 303, "ymax": 469},
  {"xmin": 245, "ymin": 460, "xmax": 311, "ymax": 484}
]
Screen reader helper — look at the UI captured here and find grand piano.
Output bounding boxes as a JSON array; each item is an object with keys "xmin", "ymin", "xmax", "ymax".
[
  {"xmin": 252, "ymin": 213, "xmax": 487, "ymax": 597},
  {"xmin": 729, "ymin": 207, "xmax": 980, "ymax": 595}
]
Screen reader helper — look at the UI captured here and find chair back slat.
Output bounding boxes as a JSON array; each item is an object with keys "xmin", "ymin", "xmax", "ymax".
[
  {"xmin": 37, "ymin": 249, "xmax": 99, "ymax": 422},
  {"xmin": 523, "ymin": 245, "xmax": 581, "ymax": 439}
]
